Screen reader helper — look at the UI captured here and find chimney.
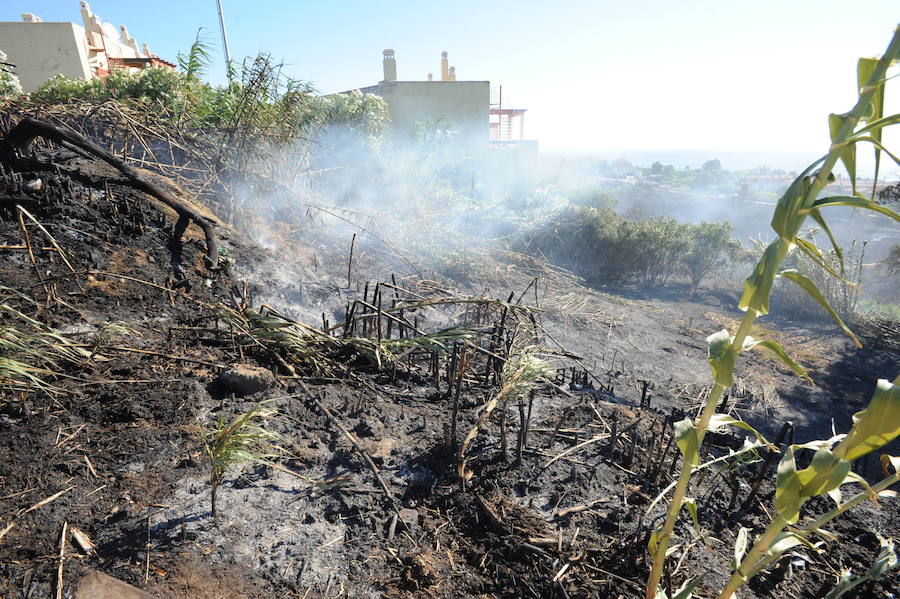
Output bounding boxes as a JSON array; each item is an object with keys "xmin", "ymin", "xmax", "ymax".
[
  {"xmin": 448, "ymin": 66, "xmax": 456, "ymax": 81},
  {"xmin": 427, "ymin": 73, "xmax": 433, "ymax": 82},
  {"xmin": 440, "ymin": 51, "xmax": 449, "ymax": 81},
  {"xmin": 382, "ymin": 49, "xmax": 397, "ymax": 82}
]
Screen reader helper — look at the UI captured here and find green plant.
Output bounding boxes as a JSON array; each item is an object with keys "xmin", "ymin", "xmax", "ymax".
[
  {"xmin": 0, "ymin": 51, "xmax": 22, "ymax": 99},
  {"xmin": 177, "ymin": 29, "xmax": 212, "ymax": 81},
  {"xmin": 769, "ymin": 233, "xmax": 866, "ymax": 323},
  {"xmin": 0, "ymin": 290, "xmax": 92, "ymax": 393},
  {"xmin": 823, "ymin": 535, "xmax": 897, "ymax": 599},
  {"xmin": 856, "ymin": 298, "xmax": 900, "ymax": 322},
  {"xmin": 201, "ymin": 403, "xmax": 281, "ymax": 519},
  {"xmin": 645, "ymin": 27, "xmax": 900, "ymax": 599},
  {"xmin": 683, "ymin": 221, "xmax": 744, "ymax": 296}
]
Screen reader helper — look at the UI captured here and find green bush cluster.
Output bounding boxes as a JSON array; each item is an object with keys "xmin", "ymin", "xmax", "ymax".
[
  {"xmin": 29, "ymin": 64, "xmax": 387, "ymax": 139},
  {"xmin": 522, "ymin": 195, "xmax": 744, "ymax": 290},
  {"xmin": 0, "ymin": 51, "xmax": 23, "ymax": 99}
]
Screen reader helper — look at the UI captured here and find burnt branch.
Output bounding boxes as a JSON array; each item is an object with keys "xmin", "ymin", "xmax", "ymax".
[{"xmin": 2, "ymin": 117, "xmax": 219, "ymax": 267}]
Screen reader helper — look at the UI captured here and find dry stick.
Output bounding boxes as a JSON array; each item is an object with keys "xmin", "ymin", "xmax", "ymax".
[
  {"xmin": 56, "ymin": 521, "xmax": 67, "ymax": 599},
  {"xmin": 103, "ymin": 346, "xmax": 226, "ymax": 369},
  {"xmin": 450, "ymin": 343, "xmax": 469, "ymax": 447},
  {"xmin": 0, "ymin": 521, "xmax": 15, "ymax": 545},
  {"xmin": 17, "ymin": 207, "xmax": 81, "ymax": 288},
  {"xmin": 347, "ymin": 232, "xmax": 356, "ymax": 288},
  {"xmin": 16, "ymin": 207, "xmax": 50, "ymax": 300},
  {"xmin": 607, "ymin": 415, "xmax": 618, "ymax": 459},
  {"xmin": 298, "ymin": 381, "xmax": 412, "ymax": 542},
  {"xmin": 552, "ymin": 496, "xmax": 615, "ymax": 521},
  {"xmin": 144, "ymin": 515, "xmax": 151, "ymax": 586},
  {"xmin": 542, "ymin": 433, "xmax": 611, "ymax": 471},
  {"xmin": 516, "ymin": 398, "xmax": 527, "ymax": 466},
  {"xmin": 16, "ymin": 486, "xmax": 74, "ymax": 518}
]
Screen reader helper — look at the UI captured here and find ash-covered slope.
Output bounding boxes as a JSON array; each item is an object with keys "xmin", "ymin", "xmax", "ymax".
[{"xmin": 0, "ymin": 124, "xmax": 897, "ymax": 599}]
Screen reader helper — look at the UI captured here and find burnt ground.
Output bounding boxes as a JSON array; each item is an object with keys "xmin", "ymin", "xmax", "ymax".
[{"xmin": 0, "ymin": 143, "xmax": 898, "ymax": 599}]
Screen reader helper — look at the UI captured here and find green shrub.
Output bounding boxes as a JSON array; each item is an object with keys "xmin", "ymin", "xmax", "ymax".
[
  {"xmin": 683, "ymin": 221, "xmax": 746, "ymax": 294},
  {"xmin": 521, "ymin": 194, "xmax": 742, "ymax": 289}
]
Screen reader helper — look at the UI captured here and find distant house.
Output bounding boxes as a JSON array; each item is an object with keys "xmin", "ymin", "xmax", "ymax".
[
  {"xmin": 0, "ymin": 2, "xmax": 174, "ymax": 93},
  {"xmin": 352, "ymin": 50, "xmax": 490, "ymax": 149}
]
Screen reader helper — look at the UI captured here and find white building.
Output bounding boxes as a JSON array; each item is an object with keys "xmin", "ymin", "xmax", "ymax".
[
  {"xmin": 356, "ymin": 50, "xmax": 491, "ymax": 148},
  {"xmin": 0, "ymin": 2, "xmax": 174, "ymax": 93}
]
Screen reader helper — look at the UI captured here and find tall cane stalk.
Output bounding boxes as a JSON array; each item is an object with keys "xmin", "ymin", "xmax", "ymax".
[{"xmin": 644, "ymin": 24, "xmax": 900, "ymax": 599}]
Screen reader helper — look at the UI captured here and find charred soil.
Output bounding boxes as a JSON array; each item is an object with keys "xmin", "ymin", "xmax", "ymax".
[{"xmin": 0, "ymin": 131, "xmax": 898, "ymax": 599}]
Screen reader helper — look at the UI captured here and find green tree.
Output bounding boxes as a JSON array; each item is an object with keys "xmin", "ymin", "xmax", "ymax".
[{"xmin": 683, "ymin": 221, "xmax": 742, "ymax": 295}]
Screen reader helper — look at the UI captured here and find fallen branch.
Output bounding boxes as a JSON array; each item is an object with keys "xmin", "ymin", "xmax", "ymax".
[
  {"xmin": 2, "ymin": 117, "xmax": 219, "ymax": 267},
  {"xmin": 297, "ymin": 380, "xmax": 413, "ymax": 542}
]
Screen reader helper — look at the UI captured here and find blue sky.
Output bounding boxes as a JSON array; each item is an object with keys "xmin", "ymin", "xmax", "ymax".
[{"xmin": 2, "ymin": 1, "xmax": 898, "ymax": 155}]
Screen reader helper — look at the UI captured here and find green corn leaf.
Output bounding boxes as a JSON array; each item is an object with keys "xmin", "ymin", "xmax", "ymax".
[
  {"xmin": 811, "ymin": 195, "xmax": 900, "ymax": 222},
  {"xmin": 793, "ymin": 238, "xmax": 856, "ymax": 287},
  {"xmin": 850, "ymin": 112, "xmax": 900, "ymax": 138},
  {"xmin": 732, "ymin": 526, "xmax": 751, "ymax": 570},
  {"xmin": 671, "ymin": 572, "xmax": 709, "ymax": 599},
  {"xmin": 675, "ymin": 417, "xmax": 700, "ymax": 468},
  {"xmin": 858, "ymin": 57, "xmax": 885, "ymax": 191},
  {"xmin": 648, "ymin": 525, "xmax": 665, "ymax": 556},
  {"xmin": 770, "ymin": 163, "xmax": 820, "ymax": 239},
  {"xmin": 796, "ymin": 448, "xmax": 851, "ymax": 498},
  {"xmin": 743, "ymin": 532, "xmax": 819, "ymax": 580},
  {"xmin": 807, "ymin": 208, "xmax": 844, "ymax": 275},
  {"xmin": 684, "ymin": 497, "xmax": 700, "ymax": 530},
  {"xmin": 709, "ymin": 413, "xmax": 774, "ymax": 447},
  {"xmin": 834, "ymin": 377, "xmax": 900, "ymax": 461},
  {"xmin": 826, "ymin": 487, "xmax": 843, "ymax": 506},
  {"xmin": 707, "ymin": 329, "xmax": 736, "ymax": 387},
  {"xmin": 829, "ymin": 114, "xmax": 857, "ymax": 192},
  {"xmin": 775, "ymin": 446, "xmax": 803, "ymax": 524},
  {"xmin": 743, "ymin": 337, "xmax": 810, "ymax": 382},
  {"xmin": 739, "ymin": 239, "xmax": 788, "ymax": 316},
  {"xmin": 777, "ymin": 270, "xmax": 861, "ymax": 347}
]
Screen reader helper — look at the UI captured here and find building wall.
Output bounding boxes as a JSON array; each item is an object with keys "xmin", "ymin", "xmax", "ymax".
[
  {"xmin": 358, "ymin": 81, "xmax": 490, "ymax": 148},
  {"xmin": 0, "ymin": 22, "xmax": 92, "ymax": 92}
]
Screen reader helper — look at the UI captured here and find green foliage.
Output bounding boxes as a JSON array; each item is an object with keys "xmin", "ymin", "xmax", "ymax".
[
  {"xmin": 523, "ymin": 197, "xmax": 743, "ymax": 290},
  {"xmin": 202, "ymin": 403, "xmax": 281, "ymax": 519},
  {"xmin": 0, "ymin": 51, "xmax": 22, "ymax": 99},
  {"xmin": 31, "ymin": 67, "xmax": 189, "ymax": 112},
  {"xmin": 0, "ymin": 290, "xmax": 92, "ymax": 393},
  {"xmin": 683, "ymin": 222, "xmax": 745, "ymax": 293},
  {"xmin": 0, "ymin": 71, "xmax": 22, "ymax": 99},
  {"xmin": 177, "ymin": 28, "xmax": 212, "ymax": 81},
  {"xmin": 856, "ymin": 298, "xmax": 900, "ymax": 322},
  {"xmin": 646, "ymin": 27, "xmax": 900, "ymax": 599}
]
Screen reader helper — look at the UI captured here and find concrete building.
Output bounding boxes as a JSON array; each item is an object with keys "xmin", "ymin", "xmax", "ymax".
[
  {"xmin": 0, "ymin": 2, "xmax": 174, "ymax": 93},
  {"xmin": 348, "ymin": 49, "xmax": 539, "ymax": 194},
  {"xmin": 357, "ymin": 50, "xmax": 491, "ymax": 148}
]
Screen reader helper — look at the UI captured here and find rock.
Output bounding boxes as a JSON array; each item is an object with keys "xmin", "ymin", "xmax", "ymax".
[
  {"xmin": 215, "ymin": 364, "xmax": 276, "ymax": 396},
  {"xmin": 74, "ymin": 570, "xmax": 153, "ymax": 599}
]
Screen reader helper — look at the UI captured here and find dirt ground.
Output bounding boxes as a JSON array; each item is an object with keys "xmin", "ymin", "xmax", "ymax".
[{"xmin": 1, "ymin": 142, "xmax": 898, "ymax": 599}]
